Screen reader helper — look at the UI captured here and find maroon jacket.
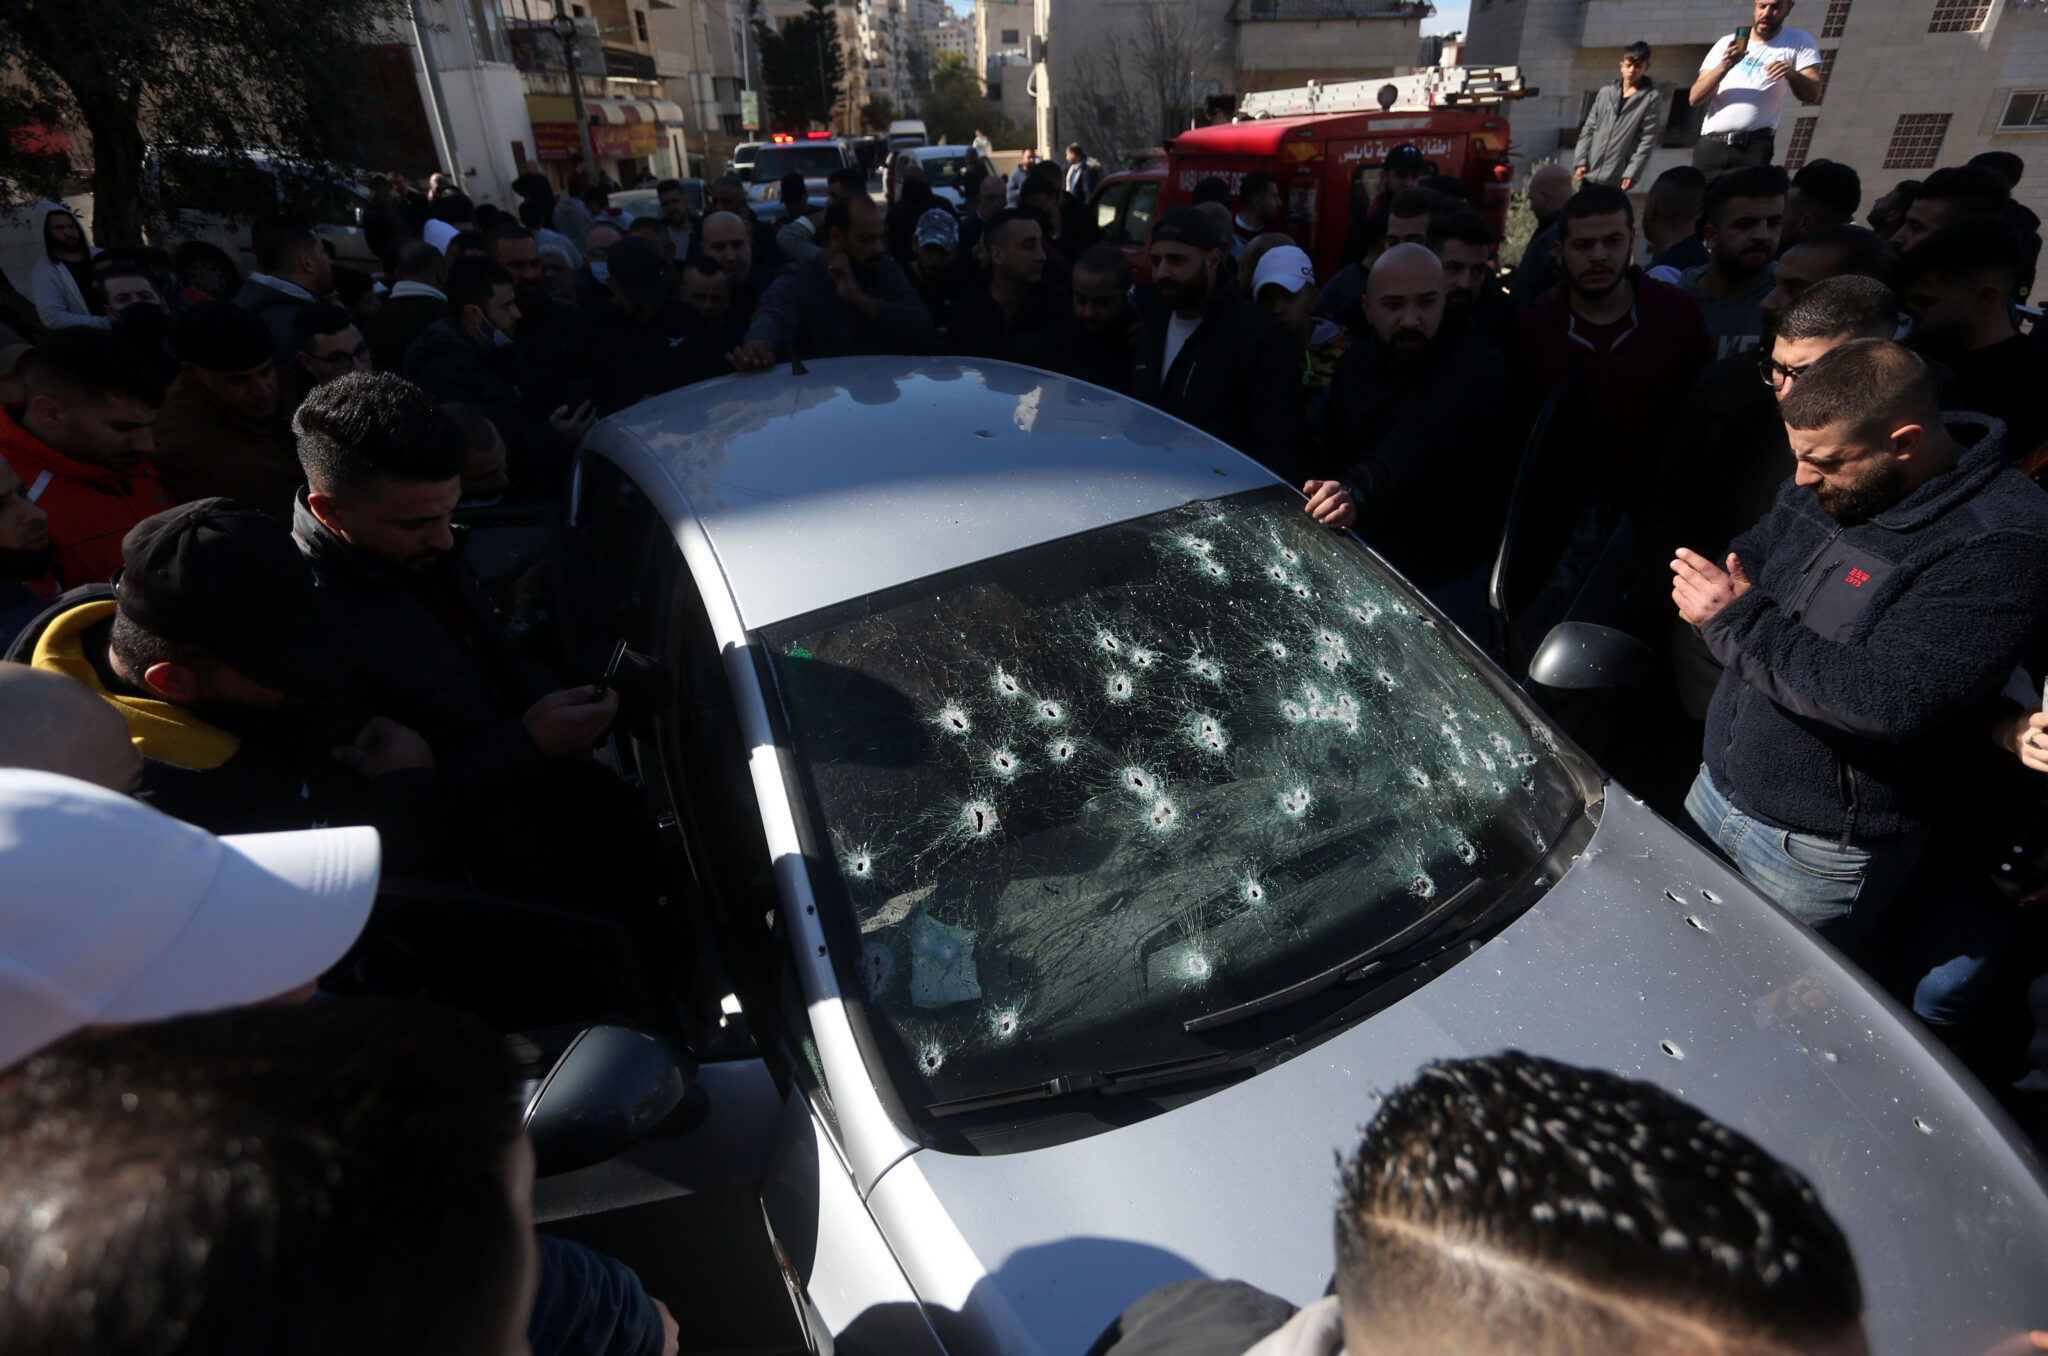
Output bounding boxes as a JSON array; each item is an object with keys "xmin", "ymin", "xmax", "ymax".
[{"xmin": 1518, "ymin": 266, "xmax": 1711, "ymax": 463}]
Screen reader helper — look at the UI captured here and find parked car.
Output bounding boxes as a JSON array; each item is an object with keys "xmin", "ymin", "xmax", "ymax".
[
  {"xmin": 373, "ymin": 359, "xmax": 2048, "ymax": 1356},
  {"xmin": 744, "ymin": 138, "xmax": 855, "ymax": 207},
  {"xmin": 886, "ymin": 146, "xmax": 999, "ymax": 211},
  {"xmin": 145, "ymin": 147, "xmax": 381, "ymax": 271},
  {"xmin": 886, "ymin": 118, "xmax": 929, "ymax": 154},
  {"xmin": 729, "ymin": 142, "xmax": 762, "ymax": 180},
  {"xmin": 608, "ymin": 179, "xmax": 705, "ymax": 226}
]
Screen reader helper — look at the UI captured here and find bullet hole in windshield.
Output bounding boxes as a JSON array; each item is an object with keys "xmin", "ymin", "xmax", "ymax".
[
  {"xmin": 994, "ymin": 668, "xmax": 1023, "ymax": 698},
  {"xmin": 938, "ymin": 704, "xmax": 971, "ymax": 735},
  {"xmin": 989, "ymin": 748, "xmax": 1022, "ymax": 779},
  {"xmin": 962, "ymin": 801, "xmax": 998, "ymax": 837},
  {"xmin": 1147, "ymin": 798, "xmax": 1180, "ymax": 832},
  {"xmin": 1037, "ymin": 699, "xmax": 1064, "ymax": 722},
  {"xmin": 1048, "ymin": 738, "xmax": 1077, "ymax": 762},
  {"xmin": 1122, "ymin": 766, "xmax": 1155, "ymax": 795},
  {"xmin": 1107, "ymin": 673, "xmax": 1135, "ymax": 701}
]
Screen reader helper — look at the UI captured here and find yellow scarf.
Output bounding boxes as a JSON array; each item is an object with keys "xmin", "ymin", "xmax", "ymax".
[{"xmin": 31, "ymin": 600, "xmax": 241, "ymax": 771}]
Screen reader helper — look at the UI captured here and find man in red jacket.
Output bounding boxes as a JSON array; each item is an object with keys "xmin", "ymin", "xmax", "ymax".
[{"xmin": 0, "ymin": 328, "xmax": 169, "ymax": 588}]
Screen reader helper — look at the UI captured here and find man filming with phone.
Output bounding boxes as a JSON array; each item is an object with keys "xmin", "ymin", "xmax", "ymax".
[{"xmin": 1690, "ymin": 0, "xmax": 1823, "ymax": 174}]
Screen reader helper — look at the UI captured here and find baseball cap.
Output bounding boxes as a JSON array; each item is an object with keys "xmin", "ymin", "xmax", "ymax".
[
  {"xmin": 1151, "ymin": 205, "xmax": 1223, "ymax": 252},
  {"xmin": 117, "ymin": 498, "xmax": 332, "ymax": 696},
  {"xmin": 915, "ymin": 207, "xmax": 959, "ymax": 252},
  {"xmin": 1252, "ymin": 245, "xmax": 1316, "ymax": 298},
  {"xmin": 421, "ymin": 218, "xmax": 459, "ymax": 254},
  {"xmin": 604, "ymin": 235, "xmax": 668, "ymax": 309},
  {"xmin": 0, "ymin": 768, "xmax": 381, "ymax": 1070},
  {"xmin": 1384, "ymin": 143, "xmax": 1428, "ymax": 171}
]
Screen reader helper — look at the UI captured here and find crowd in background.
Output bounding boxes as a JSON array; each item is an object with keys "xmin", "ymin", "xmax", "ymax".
[{"xmin": 4, "ymin": 16, "xmax": 2048, "ymax": 1348}]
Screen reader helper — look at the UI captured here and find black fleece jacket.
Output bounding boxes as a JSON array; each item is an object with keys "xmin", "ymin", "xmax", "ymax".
[
  {"xmin": 1131, "ymin": 284, "xmax": 1303, "ymax": 481},
  {"xmin": 1702, "ymin": 414, "xmax": 2048, "ymax": 840}
]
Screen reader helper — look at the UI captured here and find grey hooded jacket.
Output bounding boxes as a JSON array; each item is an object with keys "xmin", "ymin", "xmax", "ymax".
[{"xmin": 1573, "ymin": 78, "xmax": 1663, "ymax": 187}]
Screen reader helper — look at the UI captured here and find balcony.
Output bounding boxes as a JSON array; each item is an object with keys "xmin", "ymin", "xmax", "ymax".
[{"xmin": 604, "ymin": 45, "xmax": 658, "ymax": 80}]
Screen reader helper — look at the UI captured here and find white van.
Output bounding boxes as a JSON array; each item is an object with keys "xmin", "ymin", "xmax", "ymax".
[{"xmin": 885, "ymin": 119, "xmax": 929, "ymax": 154}]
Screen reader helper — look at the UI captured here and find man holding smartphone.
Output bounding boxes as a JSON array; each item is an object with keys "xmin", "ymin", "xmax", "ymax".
[{"xmin": 1690, "ymin": 0, "xmax": 1823, "ymax": 174}]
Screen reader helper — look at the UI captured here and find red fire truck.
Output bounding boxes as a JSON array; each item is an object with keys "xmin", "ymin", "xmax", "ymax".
[{"xmin": 1087, "ymin": 65, "xmax": 1530, "ymax": 285}]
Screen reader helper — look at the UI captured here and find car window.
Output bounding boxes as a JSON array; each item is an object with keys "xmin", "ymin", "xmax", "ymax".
[
  {"xmin": 1094, "ymin": 182, "xmax": 1131, "ymax": 235},
  {"xmin": 915, "ymin": 153, "xmax": 977, "ymax": 188},
  {"xmin": 754, "ymin": 146, "xmax": 847, "ymax": 180},
  {"xmin": 762, "ymin": 487, "xmax": 1579, "ymax": 1123},
  {"xmin": 158, "ymin": 158, "xmax": 278, "ymax": 218},
  {"xmin": 1118, "ymin": 182, "xmax": 1159, "ymax": 247}
]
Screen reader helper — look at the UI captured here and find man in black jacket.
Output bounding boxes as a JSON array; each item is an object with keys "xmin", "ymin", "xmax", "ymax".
[
  {"xmin": 6, "ymin": 498, "xmax": 447, "ymax": 870},
  {"xmin": 582, "ymin": 236, "xmax": 721, "ymax": 413},
  {"xmin": 1044, "ymin": 243, "xmax": 1135, "ymax": 394},
  {"xmin": 1897, "ymin": 218, "xmax": 2048, "ymax": 466},
  {"xmin": 1130, "ymin": 206, "xmax": 1302, "ymax": 479},
  {"xmin": 1305, "ymin": 244, "xmax": 1504, "ymax": 628},
  {"xmin": 948, "ymin": 209, "xmax": 1071, "ymax": 365},
  {"xmin": 1674, "ymin": 340, "xmax": 2048, "ymax": 952}
]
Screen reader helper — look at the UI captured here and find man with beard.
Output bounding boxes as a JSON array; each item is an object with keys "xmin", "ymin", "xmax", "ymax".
[
  {"xmin": 152, "ymin": 303, "xmax": 304, "ymax": 521},
  {"xmin": 1130, "ymin": 206, "xmax": 1301, "ymax": 478},
  {"xmin": 96, "ymin": 265, "xmax": 178, "ymax": 387},
  {"xmin": 699, "ymin": 211, "xmax": 775, "ymax": 337},
  {"xmin": 1043, "ymin": 243, "xmax": 1135, "ymax": 394},
  {"xmin": 1308, "ymin": 244, "xmax": 1505, "ymax": 628},
  {"xmin": 730, "ymin": 196, "xmax": 935, "ymax": 368},
  {"xmin": 1520, "ymin": 185, "xmax": 1711, "ymax": 466},
  {"xmin": 949, "ymin": 209, "xmax": 1070, "ymax": 364},
  {"xmin": 28, "ymin": 202, "xmax": 105, "ymax": 331},
  {"xmin": 1779, "ymin": 159, "xmax": 1861, "ymax": 255},
  {"xmin": 582, "ymin": 236, "xmax": 721, "ymax": 414},
  {"xmin": 699, "ymin": 175, "xmax": 787, "ymax": 275},
  {"xmin": 656, "ymin": 177, "xmax": 696, "ymax": 261},
  {"xmin": 1674, "ymin": 340, "xmax": 2048, "ymax": 952},
  {"xmin": 1897, "ymin": 218, "xmax": 2048, "ymax": 466},
  {"xmin": 1679, "ymin": 164, "xmax": 1787, "ymax": 359},
  {"xmin": 1688, "ymin": 0, "xmax": 1822, "ymax": 173},
  {"xmin": 1427, "ymin": 206, "xmax": 1512, "ymax": 354},
  {"xmin": 1756, "ymin": 223, "xmax": 1890, "ymax": 333},
  {"xmin": 235, "ymin": 217, "xmax": 336, "ymax": 369},
  {"xmin": 0, "ymin": 455, "xmax": 58, "ymax": 648},
  {"xmin": 7, "ymin": 498, "xmax": 446, "ymax": 867}
]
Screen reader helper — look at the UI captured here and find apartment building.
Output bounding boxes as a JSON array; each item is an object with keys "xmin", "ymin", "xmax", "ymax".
[{"xmin": 1465, "ymin": 0, "xmax": 2048, "ymax": 217}]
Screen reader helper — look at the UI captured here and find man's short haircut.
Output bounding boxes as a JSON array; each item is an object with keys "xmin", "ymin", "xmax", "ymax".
[
  {"xmin": 1645, "ymin": 164, "xmax": 1707, "ymax": 221},
  {"xmin": 1021, "ymin": 165, "xmax": 1064, "ymax": 203},
  {"xmin": 1791, "ymin": 159, "xmax": 1861, "ymax": 224},
  {"xmin": 0, "ymin": 999, "xmax": 525, "ymax": 1356},
  {"xmin": 1420, "ymin": 173, "xmax": 1471, "ymax": 203},
  {"xmin": 1622, "ymin": 40, "xmax": 1652, "ymax": 63},
  {"xmin": 484, "ymin": 219, "xmax": 534, "ymax": 254},
  {"xmin": 1703, "ymin": 163, "xmax": 1790, "ymax": 228},
  {"xmin": 582, "ymin": 186, "xmax": 611, "ymax": 208},
  {"xmin": 1388, "ymin": 186, "xmax": 1444, "ymax": 221},
  {"xmin": 982, "ymin": 206, "xmax": 1040, "ymax": 253},
  {"xmin": 656, "ymin": 177, "xmax": 683, "ymax": 196},
  {"xmin": 1776, "ymin": 274, "xmax": 1899, "ymax": 343},
  {"xmin": 249, "ymin": 215, "xmax": 317, "ymax": 272},
  {"xmin": 1915, "ymin": 164, "xmax": 2009, "ymax": 222},
  {"xmin": 428, "ymin": 192, "xmax": 477, "ymax": 225},
  {"xmin": 1336, "ymin": 1052, "xmax": 1863, "ymax": 1356},
  {"xmin": 1073, "ymin": 240, "xmax": 1132, "ymax": 290},
  {"xmin": 518, "ymin": 198, "xmax": 549, "ymax": 229},
  {"xmin": 1066, "ymin": 141, "xmax": 1086, "ymax": 158},
  {"xmin": 780, "ymin": 171, "xmax": 809, "ymax": 210},
  {"xmin": 440, "ymin": 401, "xmax": 499, "ymax": 455},
  {"xmin": 294, "ymin": 369, "xmax": 468, "ymax": 493},
  {"xmin": 23, "ymin": 327, "xmax": 165, "ymax": 407},
  {"xmin": 108, "ymin": 610, "xmax": 204, "ymax": 677},
  {"xmin": 293, "ymin": 301, "xmax": 356, "ymax": 352},
  {"xmin": 1781, "ymin": 338, "xmax": 1941, "ymax": 439},
  {"xmin": 1557, "ymin": 182, "xmax": 1635, "ymax": 237},
  {"xmin": 397, "ymin": 238, "xmax": 445, "ymax": 278},
  {"xmin": 1790, "ymin": 223, "xmax": 1892, "ymax": 281},
  {"xmin": 828, "ymin": 165, "xmax": 869, "ymax": 194},
  {"xmin": 824, "ymin": 192, "xmax": 871, "ymax": 240},
  {"xmin": 1191, "ymin": 175, "xmax": 1234, "ymax": 207},
  {"xmin": 1968, "ymin": 150, "xmax": 2025, "ymax": 190},
  {"xmin": 1895, "ymin": 216, "xmax": 2028, "ymax": 294},
  {"xmin": 683, "ymin": 258, "xmax": 727, "ymax": 285},
  {"xmin": 443, "ymin": 255, "xmax": 513, "ymax": 321},
  {"xmin": 1240, "ymin": 170, "xmax": 1278, "ymax": 201},
  {"xmin": 1428, "ymin": 206, "xmax": 1498, "ymax": 250}
]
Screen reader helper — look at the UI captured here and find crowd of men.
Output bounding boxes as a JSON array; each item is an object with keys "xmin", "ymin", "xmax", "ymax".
[{"xmin": 5, "ymin": 0, "xmax": 2048, "ymax": 1339}]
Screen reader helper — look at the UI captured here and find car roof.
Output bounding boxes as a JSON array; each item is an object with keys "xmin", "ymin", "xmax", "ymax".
[
  {"xmin": 583, "ymin": 357, "xmax": 1278, "ymax": 627},
  {"xmin": 902, "ymin": 145, "xmax": 976, "ymax": 159}
]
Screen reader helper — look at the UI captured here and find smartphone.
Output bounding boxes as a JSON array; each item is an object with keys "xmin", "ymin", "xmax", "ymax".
[
  {"xmin": 593, "ymin": 639, "xmax": 629, "ymax": 698},
  {"xmin": 1733, "ymin": 23, "xmax": 1751, "ymax": 49},
  {"xmin": 562, "ymin": 378, "xmax": 595, "ymax": 410}
]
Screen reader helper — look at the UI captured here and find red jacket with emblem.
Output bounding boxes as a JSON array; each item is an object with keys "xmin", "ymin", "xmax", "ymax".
[{"xmin": 0, "ymin": 407, "xmax": 174, "ymax": 588}]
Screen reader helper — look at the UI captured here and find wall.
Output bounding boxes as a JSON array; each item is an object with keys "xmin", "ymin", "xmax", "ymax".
[{"xmin": 1237, "ymin": 16, "xmax": 1423, "ymax": 92}]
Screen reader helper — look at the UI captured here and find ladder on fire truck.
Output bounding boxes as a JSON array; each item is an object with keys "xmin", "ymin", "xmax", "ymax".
[{"xmin": 1235, "ymin": 64, "xmax": 1532, "ymax": 119}]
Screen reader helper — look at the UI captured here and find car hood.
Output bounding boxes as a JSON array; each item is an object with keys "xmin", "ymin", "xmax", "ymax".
[{"xmin": 865, "ymin": 789, "xmax": 2048, "ymax": 1356}]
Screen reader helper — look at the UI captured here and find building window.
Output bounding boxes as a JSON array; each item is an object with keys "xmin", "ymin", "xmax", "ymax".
[
  {"xmin": 571, "ymin": 3, "xmax": 584, "ymax": 15},
  {"xmin": 1814, "ymin": 49, "xmax": 1836, "ymax": 103},
  {"xmin": 1784, "ymin": 116, "xmax": 1818, "ymax": 170},
  {"xmin": 1820, "ymin": 0, "xmax": 1851, "ymax": 38},
  {"xmin": 1882, "ymin": 113, "xmax": 1951, "ymax": 169},
  {"xmin": 634, "ymin": 9, "xmax": 649, "ymax": 41},
  {"xmin": 1927, "ymin": 0, "xmax": 1990, "ymax": 31},
  {"xmin": 1001, "ymin": 28, "xmax": 1019, "ymax": 42},
  {"xmin": 2001, "ymin": 90, "xmax": 2048, "ymax": 129}
]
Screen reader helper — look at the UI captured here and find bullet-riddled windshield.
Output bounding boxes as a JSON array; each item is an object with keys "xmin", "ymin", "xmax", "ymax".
[{"xmin": 763, "ymin": 488, "xmax": 1580, "ymax": 1119}]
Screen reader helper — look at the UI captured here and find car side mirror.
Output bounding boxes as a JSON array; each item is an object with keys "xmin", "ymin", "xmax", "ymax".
[
  {"xmin": 523, "ymin": 1024, "xmax": 697, "ymax": 1176},
  {"xmin": 1527, "ymin": 621, "xmax": 1653, "ymax": 691}
]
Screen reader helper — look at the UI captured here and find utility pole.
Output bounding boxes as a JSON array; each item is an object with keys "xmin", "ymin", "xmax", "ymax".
[{"xmin": 551, "ymin": 1, "xmax": 599, "ymax": 175}]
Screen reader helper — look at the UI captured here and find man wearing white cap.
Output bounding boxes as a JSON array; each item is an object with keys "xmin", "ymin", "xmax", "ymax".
[
  {"xmin": 1251, "ymin": 245, "xmax": 1352, "ymax": 475},
  {"xmin": 0, "ymin": 767, "xmax": 381, "ymax": 1070}
]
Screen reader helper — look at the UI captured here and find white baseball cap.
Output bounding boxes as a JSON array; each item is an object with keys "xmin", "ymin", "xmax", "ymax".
[
  {"xmin": 0, "ymin": 769, "xmax": 381, "ymax": 1070},
  {"xmin": 1252, "ymin": 244, "xmax": 1317, "ymax": 299},
  {"xmin": 421, "ymin": 218, "xmax": 459, "ymax": 254}
]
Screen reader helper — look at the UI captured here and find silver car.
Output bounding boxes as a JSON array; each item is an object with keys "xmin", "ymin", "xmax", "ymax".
[{"xmin": 505, "ymin": 358, "xmax": 2048, "ymax": 1355}]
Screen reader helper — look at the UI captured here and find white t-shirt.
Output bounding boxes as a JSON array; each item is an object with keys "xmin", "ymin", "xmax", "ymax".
[
  {"xmin": 1163, "ymin": 313, "xmax": 1201, "ymax": 376},
  {"xmin": 1698, "ymin": 27, "xmax": 1821, "ymax": 135}
]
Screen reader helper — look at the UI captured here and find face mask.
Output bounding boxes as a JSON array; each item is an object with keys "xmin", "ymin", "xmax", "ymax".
[
  {"xmin": 589, "ymin": 261, "xmax": 610, "ymax": 284},
  {"xmin": 489, "ymin": 322, "xmax": 515, "ymax": 348},
  {"xmin": 114, "ymin": 302, "xmax": 168, "ymax": 346},
  {"xmin": 0, "ymin": 543, "xmax": 54, "ymax": 584}
]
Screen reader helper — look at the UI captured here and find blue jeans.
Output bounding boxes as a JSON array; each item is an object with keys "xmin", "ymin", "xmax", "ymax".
[{"xmin": 1685, "ymin": 766, "xmax": 1927, "ymax": 954}]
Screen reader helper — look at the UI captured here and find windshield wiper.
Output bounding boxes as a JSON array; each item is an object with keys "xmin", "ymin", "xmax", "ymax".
[
  {"xmin": 1182, "ymin": 878, "xmax": 1491, "ymax": 1035},
  {"xmin": 922, "ymin": 1049, "xmax": 1262, "ymax": 1118}
]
